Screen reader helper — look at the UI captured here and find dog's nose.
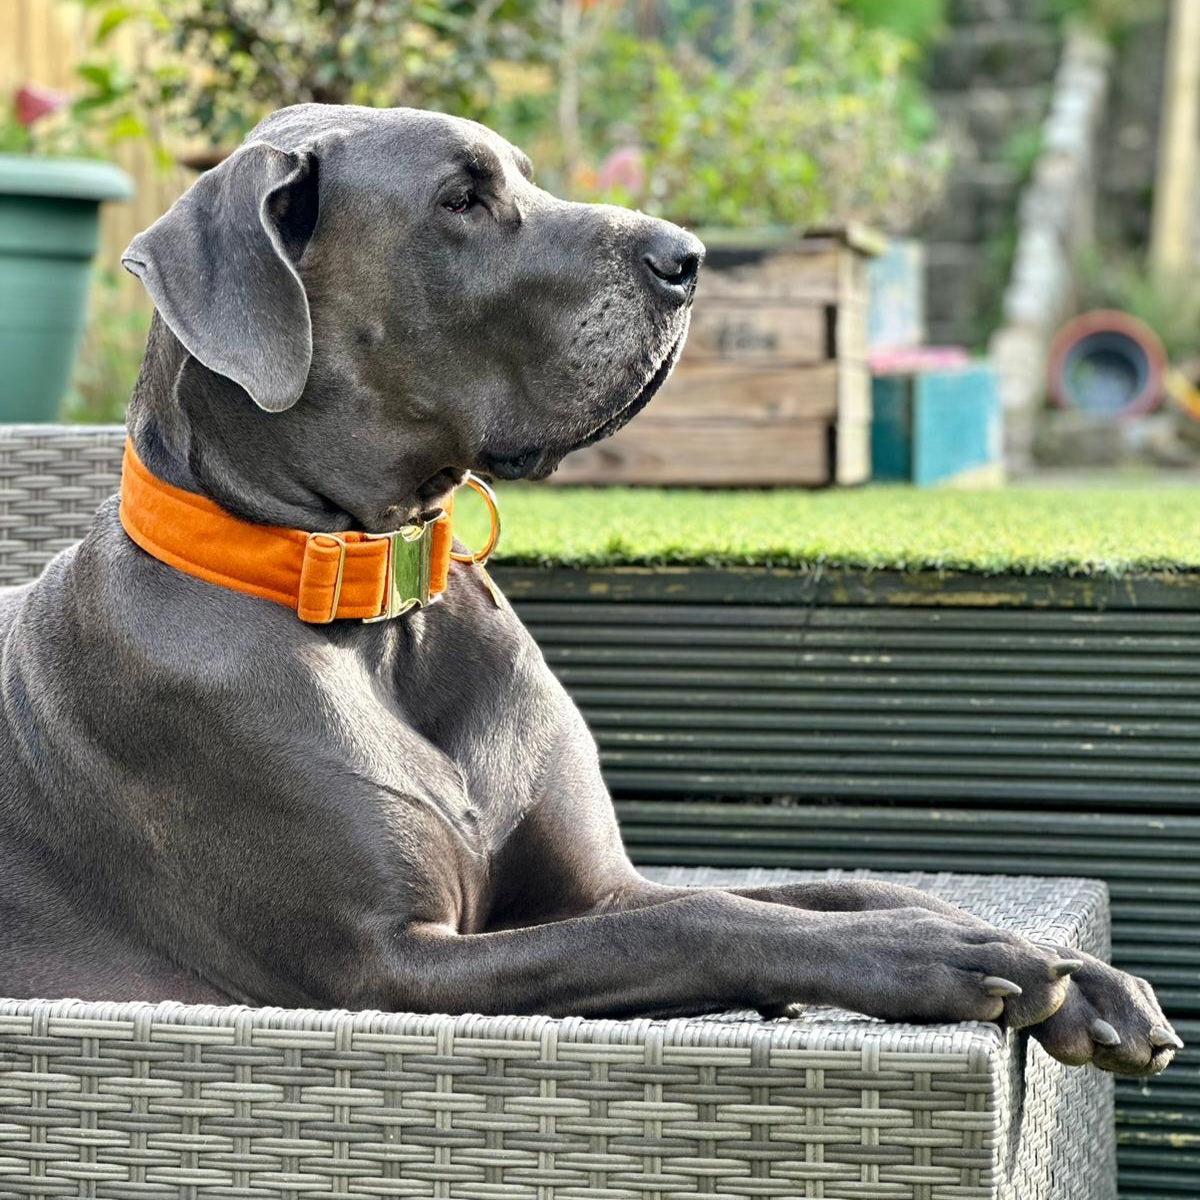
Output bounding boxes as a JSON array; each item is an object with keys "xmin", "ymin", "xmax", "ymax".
[{"xmin": 642, "ymin": 228, "xmax": 704, "ymax": 300}]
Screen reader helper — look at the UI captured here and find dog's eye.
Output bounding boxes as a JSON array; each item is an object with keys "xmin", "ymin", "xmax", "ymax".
[{"xmin": 444, "ymin": 192, "xmax": 475, "ymax": 215}]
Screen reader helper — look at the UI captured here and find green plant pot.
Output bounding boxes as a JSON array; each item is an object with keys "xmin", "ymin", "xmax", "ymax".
[{"xmin": 0, "ymin": 155, "xmax": 133, "ymax": 422}]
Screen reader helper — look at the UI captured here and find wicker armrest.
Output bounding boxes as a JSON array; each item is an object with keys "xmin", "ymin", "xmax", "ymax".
[
  {"xmin": 0, "ymin": 424, "xmax": 125, "ymax": 586},
  {"xmin": 0, "ymin": 869, "xmax": 1115, "ymax": 1200}
]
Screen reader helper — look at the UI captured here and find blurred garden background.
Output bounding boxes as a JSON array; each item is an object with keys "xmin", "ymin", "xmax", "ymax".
[
  {"xmin": 5, "ymin": 0, "xmax": 1199, "ymax": 489},
  {"xmin": 5, "ymin": 3, "xmax": 1200, "ymax": 1196}
]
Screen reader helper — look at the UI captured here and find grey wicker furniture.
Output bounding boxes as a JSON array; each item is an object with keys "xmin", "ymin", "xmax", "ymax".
[
  {"xmin": 2, "ymin": 869, "xmax": 1115, "ymax": 1200},
  {"xmin": 0, "ymin": 424, "xmax": 124, "ymax": 585}
]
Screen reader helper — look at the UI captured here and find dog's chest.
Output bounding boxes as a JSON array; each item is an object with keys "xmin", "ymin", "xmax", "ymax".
[{"xmin": 297, "ymin": 636, "xmax": 538, "ymax": 851}]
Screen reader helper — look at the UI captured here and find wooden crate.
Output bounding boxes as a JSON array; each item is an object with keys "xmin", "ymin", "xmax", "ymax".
[{"xmin": 553, "ymin": 226, "xmax": 882, "ymax": 487}]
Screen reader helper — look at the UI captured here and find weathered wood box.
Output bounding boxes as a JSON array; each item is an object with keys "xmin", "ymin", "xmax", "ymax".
[{"xmin": 552, "ymin": 226, "xmax": 880, "ymax": 487}]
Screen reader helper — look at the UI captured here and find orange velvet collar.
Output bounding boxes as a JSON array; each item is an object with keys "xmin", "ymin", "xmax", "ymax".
[{"xmin": 118, "ymin": 439, "xmax": 461, "ymax": 623}]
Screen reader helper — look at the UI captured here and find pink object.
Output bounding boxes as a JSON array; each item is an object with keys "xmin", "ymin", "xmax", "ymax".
[
  {"xmin": 15, "ymin": 84, "xmax": 69, "ymax": 128},
  {"xmin": 868, "ymin": 346, "xmax": 972, "ymax": 376},
  {"xmin": 597, "ymin": 146, "xmax": 645, "ymax": 195}
]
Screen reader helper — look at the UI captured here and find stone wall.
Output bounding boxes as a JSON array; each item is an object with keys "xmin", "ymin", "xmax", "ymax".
[
  {"xmin": 920, "ymin": 0, "xmax": 1065, "ymax": 347},
  {"xmin": 918, "ymin": 3, "xmax": 1179, "ymax": 471},
  {"xmin": 1096, "ymin": 11, "xmax": 1168, "ymax": 254},
  {"xmin": 988, "ymin": 27, "xmax": 1112, "ymax": 468}
]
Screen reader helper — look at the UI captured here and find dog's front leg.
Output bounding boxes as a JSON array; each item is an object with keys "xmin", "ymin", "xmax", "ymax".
[
  {"xmin": 351, "ymin": 888, "xmax": 1069, "ymax": 1027},
  {"xmin": 613, "ymin": 877, "xmax": 1180, "ymax": 1076},
  {"xmin": 725, "ymin": 879, "xmax": 1182, "ymax": 1074}
]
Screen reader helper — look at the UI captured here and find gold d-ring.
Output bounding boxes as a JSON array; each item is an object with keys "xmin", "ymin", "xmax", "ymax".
[{"xmin": 450, "ymin": 472, "xmax": 501, "ymax": 565}]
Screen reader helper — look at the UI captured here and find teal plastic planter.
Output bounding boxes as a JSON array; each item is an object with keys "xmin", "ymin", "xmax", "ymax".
[
  {"xmin": 871, "ymin": 363, "xmax": 1003, "ymax": 486},
  {"xmin": 0, "ymin": 155, "xmax": 133, "ymax": 421}
]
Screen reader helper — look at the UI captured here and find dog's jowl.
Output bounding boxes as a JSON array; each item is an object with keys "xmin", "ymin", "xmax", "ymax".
[{"xmin": 0, "ymin": 104, "xmax": 1179, "ymax": 1077}]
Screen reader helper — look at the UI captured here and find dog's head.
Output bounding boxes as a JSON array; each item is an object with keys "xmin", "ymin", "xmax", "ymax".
[{"xmin": 123, "ymin": 104, "xmax": 702, "ymax": 527}]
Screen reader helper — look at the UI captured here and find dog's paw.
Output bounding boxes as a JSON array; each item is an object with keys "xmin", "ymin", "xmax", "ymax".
[
  {"xmin": 921, "ymin": 924, "xmax": 1077, "ymax": 1029},
  {"xmin": 818, "ymin": 911, "xmax": 1077, "ymax": 1029},
  {"xmin": 1030, "ymin": 954, "xmax": 1181, "ymax": 1076}
]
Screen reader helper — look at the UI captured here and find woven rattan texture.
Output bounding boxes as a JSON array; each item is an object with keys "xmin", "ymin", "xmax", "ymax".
[
  {"xmin": 0, "ymin": 426, "xmax": 124, "ymax": 586},
  {"xmin": 2, "ymin": 870, "xmax": 1114, "ymax": 1200}
]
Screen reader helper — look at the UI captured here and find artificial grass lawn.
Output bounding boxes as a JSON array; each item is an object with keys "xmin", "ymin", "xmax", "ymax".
[{"xmin": 476, "ymin": 486, "xmax": 1200, "ymax": 576}]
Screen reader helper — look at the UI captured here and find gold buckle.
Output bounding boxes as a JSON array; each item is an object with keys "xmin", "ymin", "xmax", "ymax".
[{"xmin": 364, "ymin": 511, "xmax": 447, "ymax": 622}]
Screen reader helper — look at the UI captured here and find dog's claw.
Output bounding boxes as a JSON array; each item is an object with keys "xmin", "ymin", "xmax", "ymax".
[
  {"xmin": 1150, "ymin": 1025, "xmax": 1184, "ymax": 1051},
  {"xmin": 1089, "ymin": 1018, "xmax": 1121, "ymax": 1047},
  {"xmin": 983, "ymin": 976, "xmax": 1023, "ymax": 998},
  {"xmin": 1050, "ymin": 958, "xmax": 1084, "ymax": 979}
]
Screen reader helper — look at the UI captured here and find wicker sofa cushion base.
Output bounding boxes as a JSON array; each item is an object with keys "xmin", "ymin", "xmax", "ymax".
[{"xmin": 0, "ymin": 870, "xmax": 1113, "ymax": 1200}]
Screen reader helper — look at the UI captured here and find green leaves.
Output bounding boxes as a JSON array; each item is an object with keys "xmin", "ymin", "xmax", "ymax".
[
  {"xmin": 71, "ymin": 0, "xmax": 557, "ymax": 149},
  {"xmin": 546, "ymin": 0, "xmax": 948, "ymax": 232},
  {"xmin": 76, "ymin": 61, "xmax": 132, "ymax": 98},
  {"xmin": 62, "ymin": 0, "xmax": 946, "ymax": 233},
  {"xmin": 1075, "ymin": 250, "xmax": 1200, "ymax": 364},
  {"xmin": 94, "ymin": 5, "xmax": 136, "ymax": 44}
]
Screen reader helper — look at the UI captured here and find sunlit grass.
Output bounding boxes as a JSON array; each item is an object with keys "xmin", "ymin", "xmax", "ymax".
[{"xmin": 475, "ymin": 486, "xmax": 1200, "ymax": 575}]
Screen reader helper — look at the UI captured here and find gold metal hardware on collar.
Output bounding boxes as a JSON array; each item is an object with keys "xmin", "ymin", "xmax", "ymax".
[
  {"xmin": 364, "ymin": 512, "xmax": 447, "ymax": 622},
  {"xmin": 304, "ymin": 532, "xmax": 350, "ymax": 622},
  {"xmin": 450, "ymin": 472, "xmax": 501, "ymax": 565},
  {"xmin": 311, "ymin": 470, "xmax": 500, "ymax": 624}
]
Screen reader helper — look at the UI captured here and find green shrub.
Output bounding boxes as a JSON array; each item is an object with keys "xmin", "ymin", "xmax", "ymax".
[
  {"xmin": 1044, "ymin": 0, "xmax": 1161, "ymax": 39},
  {"xmin": 73, "ymin": 0, "xmax": 554, "ymax": 148},
  {"xmin": 74, "ymin": 0, "xmax": 948, "ymax": 235},
  {"xmin": 500, "ymin": 0, "xmax": 948, "ymax": 231},
  {"xmin": 64, "ymin": 271, "xmax": 148, "ymax": 424},
  {"xmin": 1075, "ymin": 250, "xmax": 1200, "ymax": 363},
  {"xmin": 842, "ymin": 0, "xmax": 947, "ymax": 51}
]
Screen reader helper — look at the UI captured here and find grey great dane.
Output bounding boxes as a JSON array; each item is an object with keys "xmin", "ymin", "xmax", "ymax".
[{"xmin": 0, "ymin": 105, "xmax": 1180, "ymax": 1077}]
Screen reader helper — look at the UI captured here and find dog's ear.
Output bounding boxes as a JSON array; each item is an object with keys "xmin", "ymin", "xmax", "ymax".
[{"xmin": 123, "ymin": 140, "xmax": 321, "ymax": 413}]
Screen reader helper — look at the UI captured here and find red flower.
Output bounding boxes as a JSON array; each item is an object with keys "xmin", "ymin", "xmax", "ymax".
[{"xmin": 15, "ymin": 84, "xmax": 69, "ymax": 128}]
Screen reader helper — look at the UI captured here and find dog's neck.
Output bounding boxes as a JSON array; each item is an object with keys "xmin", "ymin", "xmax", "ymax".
[{"xmin": 126, "ymin": 315, "xmax": 460, "ymax": 533}]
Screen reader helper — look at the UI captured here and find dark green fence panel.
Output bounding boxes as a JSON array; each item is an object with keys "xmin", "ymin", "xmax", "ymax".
[
  {"xmin": 494, "ymin": 565, "xmax": 1200, "ymax": 1199},
  {"xmin": 499, "ymin": 571, "xmax": 1200, "ymax": 810},
  {"xmin": 1118, "ymin": 1019, "xmax": 1200, "ymax": 1197}
]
